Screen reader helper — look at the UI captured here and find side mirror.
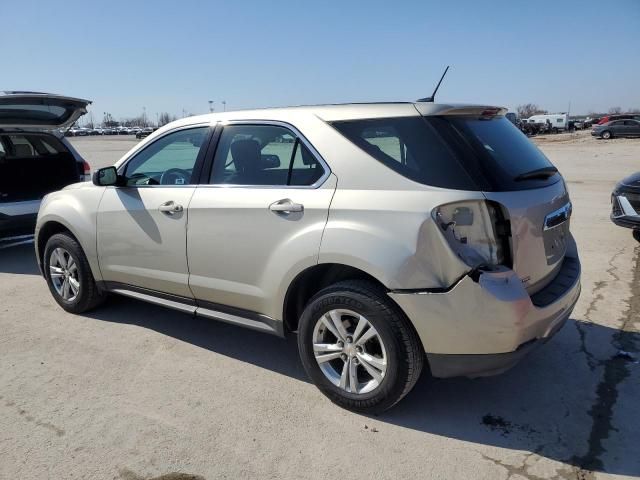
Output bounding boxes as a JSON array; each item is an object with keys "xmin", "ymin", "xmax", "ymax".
[
  {"xmin": 93, "ymin": 166, "xmax": 119, "ymax": 186},
  {"xmin": 261, "ymin": 154, "xmax": 281, "ymax": 169}
]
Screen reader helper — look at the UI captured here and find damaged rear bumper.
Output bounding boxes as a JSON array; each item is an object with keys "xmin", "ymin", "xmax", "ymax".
[{"xmin": 388, "ymin": 255, "xmax": 581, "ymax": 378}]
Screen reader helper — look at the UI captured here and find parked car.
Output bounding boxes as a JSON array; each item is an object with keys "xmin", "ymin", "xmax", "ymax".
[
  {"xmin": 611, "ymin": 172, "xmax": 640, "ymax": 242},
  {"xmin": 519, "ymin": 119, "xmax": 540, "ymax": 136},
  {"xmin": 597, "ymin": 114, "xmax": 640, "ymax": 125},
  {"xmin": 0, "ymin": 91, "xmax": 91, "ymax": 238},
  {"xmin": 568, "ymin": 120, "xmax": 584, "ymax": 130},
  {"xmin": 35, "ymin": 102, "xmax": 580, "ymax": 412},
  {"xmin": 135, "ymin": 127, "xmax": 155, "ymax": 139},
  {"xmin": 592, "ymin": 119, "xmax": 640, "ymax": 139}
]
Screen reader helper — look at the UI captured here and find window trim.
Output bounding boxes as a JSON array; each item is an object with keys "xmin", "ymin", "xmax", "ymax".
[
  {"xmin": 200, "ymin": 119, "xmax": 331, "ymax": 189},
  {"xmin": 116, "ymin": 123, "xmax": 214, "ymax": 188}
]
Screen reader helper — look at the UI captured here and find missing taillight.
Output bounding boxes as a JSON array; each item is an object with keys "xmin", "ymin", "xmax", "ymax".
[{"xmin": 434, "ymin": 200, "xmax": 511, "ymax": 269}]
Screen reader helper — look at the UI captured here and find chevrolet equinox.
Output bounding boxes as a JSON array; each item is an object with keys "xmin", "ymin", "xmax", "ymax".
[{"xmin": 35, "ymin": 102, "xmax": 581, "ymax": 412}]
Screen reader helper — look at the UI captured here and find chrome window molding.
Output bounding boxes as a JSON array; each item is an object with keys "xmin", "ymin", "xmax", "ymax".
[
  {"xmin": 200, "ymin": 119, "xmax": 332, "ymax": 190},
  {"xmin": 115, "ymin": 122, "xmax": 212, "ymax": 185}
]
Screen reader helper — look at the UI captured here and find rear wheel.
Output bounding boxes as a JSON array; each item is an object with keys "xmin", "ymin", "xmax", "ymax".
[
  {"xmin": 601, "ymin": 130, "xmax": 612, "ymax": 139},
  {"xmin": 44, "ymin": 233, "xmax": 106, "ymax": 313},
  {"xmin": 298, "ymin": 280, "xmax": 424, "ymax": 413}
]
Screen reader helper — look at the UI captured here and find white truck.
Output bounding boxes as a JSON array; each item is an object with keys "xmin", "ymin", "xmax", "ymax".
[{"xmin": 526, "ymin": 113, "xmax": 569, "ymax": 133}]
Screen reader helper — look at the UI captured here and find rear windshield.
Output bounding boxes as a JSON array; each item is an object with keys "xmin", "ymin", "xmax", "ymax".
[{"xmin": 331, "ymin": 115, "xmax": 559, "ymax": 191}]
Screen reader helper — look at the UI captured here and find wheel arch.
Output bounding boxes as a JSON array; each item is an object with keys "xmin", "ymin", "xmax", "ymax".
[
  {"xmin": 282, "ymin": 263, "xmax": 390, "ymax": 333},
  {"xmin": 35, "ymin": 217, "xmax": 100, "ymax": 282}
]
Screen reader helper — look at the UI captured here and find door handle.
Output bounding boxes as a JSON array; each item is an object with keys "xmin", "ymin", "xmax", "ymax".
[
  {"xmin": 269, "ymin": 199, "xmax": 304, "ymax": 214},
  {"xmin": 159, "ymin": 201, "xmax": 183, "ymax": 215}
]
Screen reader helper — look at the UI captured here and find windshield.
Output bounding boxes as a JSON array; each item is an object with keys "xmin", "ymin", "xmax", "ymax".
[{"xmin": 331, "ymin": 115, "xmax": 559, "ymax": 191}]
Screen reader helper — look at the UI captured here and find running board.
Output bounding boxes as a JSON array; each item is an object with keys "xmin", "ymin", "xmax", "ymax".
[{"xmin": 102, "ymin": 282, "xmax": 283, "ymax": 337}]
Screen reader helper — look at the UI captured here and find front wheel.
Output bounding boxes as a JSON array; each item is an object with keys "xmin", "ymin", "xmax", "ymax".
[
  {"xmin": 44, "ymin": 233, "xmax": 106, "ymax": 313},
  {"xmin": 601, "ymin": 130, "xmax": 612, "ymax": 139},
  {"xmin": 298, "ymin": 280, "xmax": 424, "ymax": 413}
]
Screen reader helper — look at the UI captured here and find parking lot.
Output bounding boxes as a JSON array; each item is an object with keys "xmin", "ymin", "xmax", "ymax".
[{"xmin": 1, "ymin": 131, "xmax": 639, "ymax": 479}]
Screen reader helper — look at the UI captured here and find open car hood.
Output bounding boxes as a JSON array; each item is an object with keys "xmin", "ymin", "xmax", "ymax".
[{"xmin": 0, "ymin": 91, "xmax": 91, "ymax": 131}]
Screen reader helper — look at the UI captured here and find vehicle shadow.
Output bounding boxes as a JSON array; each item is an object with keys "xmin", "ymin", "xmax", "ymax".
[
  {"xmin": 1, "ymin": 243, "xmax": 637, "ymax": 476},
  {"xmin": 88, "ymin": 294, "xmax": 638, "ymax": 477},
  {"xmin": 0, "ymin": 241, "xmax": 39, "ymax": 275},
  {"xmin": 85, "ymin": 295, "xmax": 308, "ymax": 382}
]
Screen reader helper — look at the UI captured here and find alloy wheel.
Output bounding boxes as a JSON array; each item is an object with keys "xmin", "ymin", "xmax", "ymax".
[
  {"xmin": 49, "ymin": 247, "xmax": 80, "ymax": 302},
  {"xmin": 312, "ymin": 309, "xmax": 388, "ymax": 394}
]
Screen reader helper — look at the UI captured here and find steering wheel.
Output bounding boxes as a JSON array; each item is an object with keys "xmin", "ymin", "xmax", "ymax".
[{"xmin": 160, "ymin": 168, "xmax": 190, "ymax": 185}]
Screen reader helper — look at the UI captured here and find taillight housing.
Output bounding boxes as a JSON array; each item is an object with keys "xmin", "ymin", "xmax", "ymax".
[
  {"xmin": 433, "ymin": 200, "xmax": 510, "ymax": 269},
  {"xmin": 81, "ymin": 160, "xmax": 91, "ymax": 181}
]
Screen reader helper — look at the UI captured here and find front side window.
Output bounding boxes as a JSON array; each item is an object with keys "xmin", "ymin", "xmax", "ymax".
[
  {"xmin": 123, "ymin": 127, "xmax": 208, "ymax": 186},
  {"xmin": 210, "ymin": 124, "xmax": 324, "ymax": 186}
]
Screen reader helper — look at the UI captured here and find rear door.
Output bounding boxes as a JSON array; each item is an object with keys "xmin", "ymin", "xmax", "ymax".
[
  {"xmin": 623, "ymin": 120, "xmax": 640, "ymax": 136},
  {"xmin": 187, "ymin": 122, "xmax": 335, "ymax": 320},
  {"xmin": 0, "ymin": 92, "xmax": 90, "ymax": 130}
]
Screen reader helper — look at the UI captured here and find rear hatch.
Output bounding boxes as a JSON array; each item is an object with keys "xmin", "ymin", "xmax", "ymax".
[
  {"xmin": 415, "ymin": 107, "xmax": 571, "ymax": 294},
  {"xmin": 0, "ymin": 91, "xmax": 91, "ymax": 131},
  {"xmin": 334, "ymin": 104, "xmax": 572, "ymax": 294}
]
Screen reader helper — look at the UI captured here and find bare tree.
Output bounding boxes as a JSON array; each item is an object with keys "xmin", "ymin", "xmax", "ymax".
[
  {"xmin": 608, "ymin": 107, "xmax": 622, "ymax": 114},
  {"xmin": 158, "ymin": 112, "xmax": 176, "ymax": 127},
  {"xmin": 517, "ymin": 103, "xmax": 547, "ymax": 119}
]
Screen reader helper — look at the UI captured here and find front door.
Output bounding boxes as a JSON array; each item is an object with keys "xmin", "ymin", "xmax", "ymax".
[
  {"xmin": 97, "ymin": 126, "xmax": 210, "ymax": 297},
  {"xmin": 187, "ymin": 123, "xmax": 335, "ymax": 320}
]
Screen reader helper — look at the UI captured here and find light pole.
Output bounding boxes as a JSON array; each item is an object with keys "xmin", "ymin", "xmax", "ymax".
[
  {"xmin": 208, "ymin": 100, "xmax": 214, "ymax": 113},
  {"xmin": 222, "ymin": 100, "xmax": 226, "ymax": 112},
  {"xmin": 156, "ymin": 112, "xmax": 159, "ymax": 127},
  {"xmin": 142, "ymin": 106, "xmax": 146, "ymax": 127}
]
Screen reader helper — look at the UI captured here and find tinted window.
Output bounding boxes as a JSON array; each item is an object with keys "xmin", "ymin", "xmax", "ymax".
[
  {"xmin": 332, "ymin": 117, "xmax": 477, "ymax": 190},
  {"xmin": 124, "ymin": 127, "xmax": 208, "ymax": 186},
  {"xmin": 332, "ymin": 116, "xmax": 559, "ymax": 191},
  {"xmin": 210, "ymin": 124, "xmax": 324, "ymax": 186}
]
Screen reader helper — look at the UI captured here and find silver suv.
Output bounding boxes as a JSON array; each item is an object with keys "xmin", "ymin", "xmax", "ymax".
[{"xmin": 35, "ymin": 102, "xmax": 581, "ymax": 412}]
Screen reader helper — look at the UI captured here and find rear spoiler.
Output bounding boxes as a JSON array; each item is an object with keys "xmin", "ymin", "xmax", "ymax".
[{"xmin": 415, "ymin": 104, "xmax": 507, "ymax": 117}]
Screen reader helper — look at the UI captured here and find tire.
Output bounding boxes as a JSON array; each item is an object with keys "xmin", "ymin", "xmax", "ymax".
[
  {"xmin": 43, "ymin": 232, "xmax": 106, "ymax": 313},
  {"xmin": 602, "ymin": 130, "xmax": 612, "ymax": 139},
  {"xmin": 633, "ymin": 230, "xmax": 640, "ymax": 243},
  {"xmin": 297, "ymin": 280, "xmax": 424, "ymax": 413}
]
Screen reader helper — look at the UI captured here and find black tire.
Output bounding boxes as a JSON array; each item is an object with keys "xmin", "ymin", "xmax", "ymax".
[
  {"xmin": 633, "ymin": 230, "xmax": 640, "ymax": 243},
  {"xmin": 43, "ymin": 232, "xmax": 106, "ymax": 313},
  {"xmin": 298, "ymin": 280, "xmax": 424, "ymax": 413},
  {"xmin": 601, "ymin": 130, "xmax": 612, "ymax": 139}
]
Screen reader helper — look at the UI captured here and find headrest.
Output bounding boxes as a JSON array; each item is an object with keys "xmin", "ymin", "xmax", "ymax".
[{"xmin": 230, "ymin": 139, "xmax": 261, "ymax": 173}]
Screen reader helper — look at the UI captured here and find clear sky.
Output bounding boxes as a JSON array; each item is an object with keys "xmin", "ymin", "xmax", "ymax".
[{"xmin": 2, "ymin": 0, "xmax": 638, "ymax": 122}]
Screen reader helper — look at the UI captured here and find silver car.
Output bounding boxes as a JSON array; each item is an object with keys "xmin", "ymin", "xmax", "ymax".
[{"xmin": 35, "ymin": 102, "xmax": 581, "ymax": 412}]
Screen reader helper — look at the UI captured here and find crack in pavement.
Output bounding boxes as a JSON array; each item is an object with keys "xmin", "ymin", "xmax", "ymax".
[
  {"xmin": 570, "ymin": 245, "xmax": 640, "ymax": 476},
  {"xmin": 575, "ymin": 247, "xmax": 627, "ymax": 371},
  {"xmin": 479, "ymin": 450, "xmax": 573, "ymax": 480}
]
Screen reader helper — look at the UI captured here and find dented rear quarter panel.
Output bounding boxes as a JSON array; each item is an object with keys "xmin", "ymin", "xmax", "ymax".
[{"xmin": 319, "ymin": 186, "xmax": 485, "ymax": 290}]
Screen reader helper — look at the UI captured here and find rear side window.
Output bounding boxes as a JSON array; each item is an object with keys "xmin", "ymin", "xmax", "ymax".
[
  {"xmin": 332, "ymin": 116, "xmax": 559, "ymax": 191},
  {"xmin": 0, "ymin": 134, "xmax": 66, "ymax": 158},
  {"xmin": 331, "ymin": 117, "xmax": 477, "ymax": 190},
  {"xmin": 210, "ymin": 124, "xmax": 325, "ymax": 186}
]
